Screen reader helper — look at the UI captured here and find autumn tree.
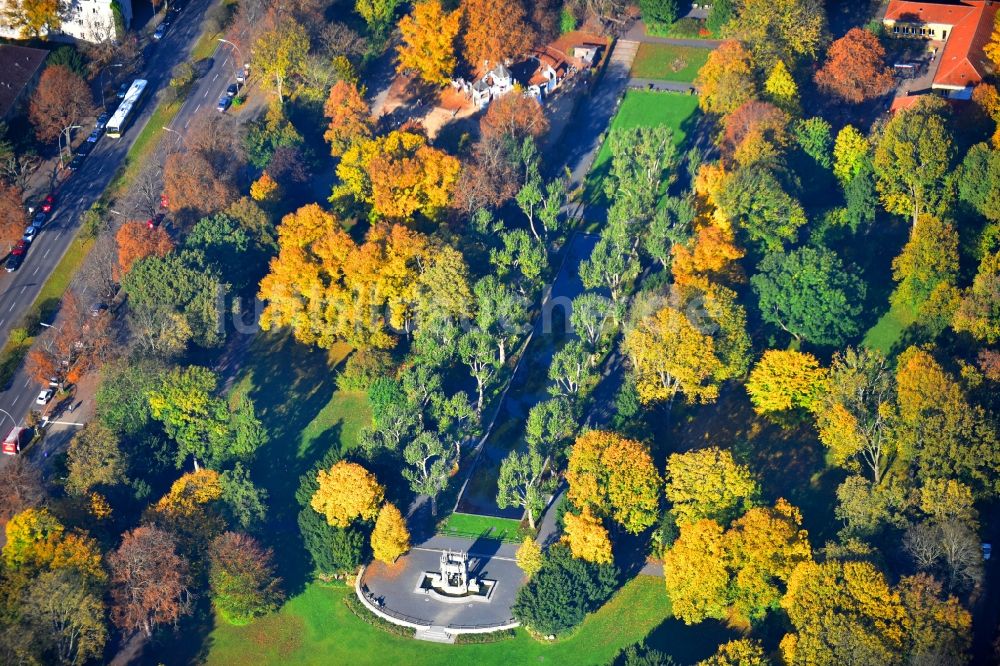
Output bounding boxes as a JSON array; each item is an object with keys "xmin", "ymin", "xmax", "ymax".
[
  {"xmin": 115, "ymin": 220, "xmax": 174, "ymax": 280},
  {"xmin": 21, "ymin": 568, "xmax": 108, "ymax": 665},
  {"xmin": 815, "ymin": 27, "xmax": 893, "ymax": 103},
  {"xmin": 371, "ymin": 502, "xmax": 410, "ymax": 563},
  {"xmin": 566, "ymin": 430, "xmax": 662, "ymax": 534},
  {"xmin": 163, "ymin": 151, "xmax": 238, "ymax": 219},
  {"xmin": 745, "ymin": 349, "xmax": 828, "ymax": 415},
  {"xmin": 725, "ymin": 0, "xmax": 826, "ymax": 68},
  {"xmin": 310, "ymin": 461, "xmax": 384, "ymax": 527},
  {"xmin": 891, "ymin": 214, "xmax": 958, "ymax": 310},
  {"xmin": 873, "ymin": 96, "xmax": 954, "ymax": 225},
  {"xmin": 252, "ymin": 16, "xmax": 310, "ymax": 102},
  {"xmin": 953, "ymin": 251, "xmax": 1000, "ymax": 343},
  {"xmin": 833, "ymin": 124, "xmax": 871, "ymax": 186},
  {"xmin": 670, "ymin": 222, "xmax": 743, "ymax": 289},
  {"xmin": 209, "ymin": 532, "xmax": 283, "ymax": 625},
  {"xmin": 66, "ymin": 422, "xmax": 126, "ymax": 496},
  {"xmin": 624, "ymin": 286, "xmax": 749, "ymax": 405},
  {"xmin": 562, "ymin": 507, "xmax": 613, "ymax": 564},
  {"xmin": 664, "ymin": 519, "xmax": 729, "ymax": 623},
  {"xmin": 333, "ymin": 130, "xmax": 460, "ymax": 220},
  {"xmin": 815, "ymin": 348, "xmax": 894, "ymax": 485},
  {"xmin": 355, "ymin": 0, "xmax": 399, "ymax": 31},
  {"xmin": 480, "ymin": 92, "xmax": 549, "ymax": 144},
  {"xmin": 2, "ymin": 0, "xmax": 63, "ymax": 38},
  {"xmin": 516, "ymin": 537, "xmax": 543, "ymax": 577},
  {"xmin": 763, "ymin": 60, "xmax": 800, "ymax": 116},
  {"xmin": 460, "ymin": 0, "xmax": 534, "ymax": 70},
  {"xmin": 751, "ymin": 246, "xmax": 866, "ymax": 346},
  {"xmin": 0, "ymin": 457, "xmax": 45, "ymax": 527},
  {"xmin": 109, "ymin": 526, "xmax": 191, "ymax": 638},
  {"xmin": 323, "ymin": 81, "xmax": 372, "ymax": 157},
  {"xmin": 0, "ymin": 182, "xmax": 26, "ymax": 248},
  {"xmin": 28, "ymin": 65, "xmax": 94, "ymax": 159},
  {"xmin": 396, "ymin": 0, "xmax": 460, "ymax": 86},
  {"xmin": 664, "ymin": 447, "xmax": 761, "ymax": 526},
  {"xmin": 694, "ymin": 40, "xmax": 757, "ymax": 116},
  {"xmin": 697, "ymin": 640, "xmax": 770, "ymax": 666}
]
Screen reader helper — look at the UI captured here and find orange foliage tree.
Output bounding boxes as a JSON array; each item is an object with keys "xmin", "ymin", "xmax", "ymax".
[
  {"xmin": 323, "ymin": 80, "xmax": 372, "ymax": 157},
  {"xmin": 0, "ymin": 182, "xmax": 26, "ymax": 247},
  {"xmin": 396, "ymin": 0, "xmax": 461, "ymax": 86},
  {"xmin": 115, "ymin": 221, "xmax": 174, "ymax": 280},
  {"xmin": 459, "ymin": 0, "xmax": 535, "ymax": 70},
  {"xmin": 814, "ymin": 27, "xmax": 894, "ymax": 104},
  {"xmin": 694, "ymin": 40, "xmax": 757, "ymax": 116}
]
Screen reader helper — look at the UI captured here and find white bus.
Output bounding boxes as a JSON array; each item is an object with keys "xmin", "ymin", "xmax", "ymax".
[{"xmin": 105, "ymin": 79, "xmax": 148, "ymax": 138}]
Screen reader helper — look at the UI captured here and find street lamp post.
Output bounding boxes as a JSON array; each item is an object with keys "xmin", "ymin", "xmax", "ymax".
[
  {"xmin": 217, "ymin": 38, "xmax": 244, "ymax": 88},
  {"xmin": 0, "ymin": 407, "xmax": 17, "ymax": 434},
  {"xmin": 162, "ymin": 126, "xmax": 184, "ymax": 146},
  {"xmin": 100, "ymin": 63, "xmax": 124, "ymax": 110}
]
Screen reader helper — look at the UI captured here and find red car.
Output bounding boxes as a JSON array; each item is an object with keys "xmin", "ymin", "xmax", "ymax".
[{"xmin": 41, "ymin": 194, "xmax": 55, "ymax": 213}]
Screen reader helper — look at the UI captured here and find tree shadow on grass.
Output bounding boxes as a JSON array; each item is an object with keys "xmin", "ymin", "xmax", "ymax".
[{"xmin": 641, "ymin": 614, "xmax": 740, "ymax": 665}]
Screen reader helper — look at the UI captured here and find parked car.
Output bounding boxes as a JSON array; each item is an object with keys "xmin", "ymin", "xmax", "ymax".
[
  {"xmin": 6, "ymin": 241, "xmax": 27, "ymax": 272},
  {"xmin": 216, "ymin": 94, "xmax": 231, "ymax": 113},
  {"xmin": 87, "ymin": 128, "xmax": 103, "ymax": 143},
  {"xmin": 40, "ymin": 193, "xmax": 55, "ymax": 213},
  {"xmin": 236, "ymin": 63, "xmax": 250, "ymax": 85},
  {"xmin": 35, "ymin": 388, "xmax": 54, "ymax": 405},
  {"xmin": 23, "ymin": 226, "xmax": 38, "ymax": 243},
  {"xmin": 32, "ymin": 212, "xmax": 46, "ymax": 228},
  {"xmin": 117, "ymin": 82, "xmax": 129, "ymax": 100},
  {"xmin": 153, "ymin": 22, "xmax": 169, "ymax": 40},
  {"xmin": 226, "ymin": 83, "xmax": 239, "ymax": 98},
  {"xmin": 76, "ymin": 140, "xmax": 94, "ymax": 156},
  {"xmin": 67, "ymin": 154, "xmax": 85, "ymax": 170},
  {"xmin": 95, "ymin": 113, "xmax": 110, "ymax": 130}
]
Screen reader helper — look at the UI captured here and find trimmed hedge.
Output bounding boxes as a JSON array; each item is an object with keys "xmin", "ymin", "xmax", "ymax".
[{"xmin": 342, "ymin": 594, "xmax": 416, "ymax": 638}]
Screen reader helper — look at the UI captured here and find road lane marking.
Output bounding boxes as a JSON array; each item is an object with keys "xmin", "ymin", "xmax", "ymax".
[
  {"xmin": 12, "ymin": 394, "xmax": 19, "ymax": 405},
  {"xmin": 203, "ymin": 88, "xmax": 209, "ymax": 98},
  {"xmin": 23, "ymin": 379, "xmax": 28, "ymax": 388},
  {"xmin": 195, "ymin": 103, "xmax": 201, "ymax": 113},
  {"xmin": 8, "ymin": 302, "xmax": 15, "ymax": 312},
  {"xmin": 19, "ymin": 286, "xmax": 26, "ymax": 294},
  {"xmin": 43, "ymin": 248, "xmax": 50, "ymax": 258},
  {"xmin": 213, "ymin": 73, "xmax": 219, "ymax": 81},
  {"xmin": 32, "ymin": 266, "xmax": 39, "ymax": 275},
  {"xmin": 184, "ymin": 118, "xmax": 191, "ymax": 129},
  {"xmin": 0, "ymin": 319, "xmax": 5, "ymax": 328}
]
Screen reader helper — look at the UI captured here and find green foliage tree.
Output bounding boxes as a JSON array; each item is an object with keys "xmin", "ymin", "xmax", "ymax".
[
  {"xmin": 958, "ymin": 143, "xmax": 1000, "ymax": 222},
  {"xmin": 402, "ymin": 431, "xmax": 456, "ymax": 516},
  {"xmin": 891, "ymin": 214, "xmax": 958, "ymax": 310},
  {"xmin": 209, "ymin": 532, "xmax": 284, "ymax": 625},
  {"xmin": 21, "ymin": 569, "xmax": 107, "ymax": 665},
  {"xmin": 497, "ymin": 449, "xmax": 545, "ymax": 529},
  {"xmin": 66, "ymin": 423, "xmax": 126, "ymax": 495},
  {"xmin": 751, "ymin": 246, "xmax": 866, "ymax": 346},
  {"xmin": 639, "ymin": 0, "xmax": 679, "ymax": 32},
  {"xmin": 794, "ymin": 117, "xmax": 832, "ymax": 169},
  {"xmin": 715, "ymin": 166, "xmax": 807, "ymax": 250},
  {"xmin": 511, "ymin": 544, "xmax": 619, "ymax": 636}
]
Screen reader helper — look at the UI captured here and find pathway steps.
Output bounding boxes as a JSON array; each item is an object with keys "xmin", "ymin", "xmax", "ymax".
[{"xmin": 415, "ymin": 626, "xmax": 456, "ymax": 644}]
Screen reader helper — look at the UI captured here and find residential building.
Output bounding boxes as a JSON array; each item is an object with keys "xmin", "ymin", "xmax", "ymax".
[
  {"xmin": 0, "ymin": 44, "xmax": 49, "ymax": 121},
  {"xmin": 883, "ymin": 0, "xmax": 999, "ymax": 95},
  {"xmin": 0, "ymin": 0, "xmax": 132, "ymax": 44}
]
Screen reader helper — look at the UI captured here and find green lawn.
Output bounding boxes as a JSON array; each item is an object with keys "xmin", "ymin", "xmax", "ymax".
[
  {"xmin": 630, "ymin": 43, "xmax": 712, "ymax": 83},
  {"xmin": 585, "ymin": 90, "xmax": 700, "ymax": 203},
  {"xmin": 207, "ymin": 575, "xmax": 675, "ymax": 665},
  {"xmin": 863, "ymin": 298, "xmax": 917, "ymax": 354},
  {"xmin": 439, "ymin": 512, "xmax": 523, "ymax": 542}
]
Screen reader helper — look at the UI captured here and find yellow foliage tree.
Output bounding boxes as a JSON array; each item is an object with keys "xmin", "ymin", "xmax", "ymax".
[
  {"xmin": 695, "ymin": 40, "xmax": 757, "ymax": 116},
  {"xmin": 566, "ymin": 430, "xmax": 662, "ymax": 534},
  {"xmin": 745, "ymin": 349, "xmax": 828, "ymax": 414},
  {"xmin": 725, "ymin": 0, "xmax": 826, "ymax": 69},
  {"xmin": 663, "ymin": 519, "xmax": 729, "ymax": 624},
  {"xmin": 3, "ymin": 507, "xmax": 64, "ymax": 571},
  {"xmin": 724, "ymin": 499, "xmax": 812, "ymax": 623},
  {"xmin": 664, "ymin": 447, "xmax": 761, "ymax": 526},
  {"xmin": 515, "ymin": 537, "xmax": 543, "ymax": 578},
  {"xmin": 323, "ymin": 80, "xmax": 372, "ymax": 157},
  {"xmin": 671, "ymin": 223, "xmax": 744, "ymax": 290},
  {"xmin": 562, "ymin": 507, "xmax": 613, "ymax": 564},
  {"xmin": 333, "ymin": 130, "xmax": 460, "ymax": 221},
  {"xmin": 396, "ymin": 0, "xmax": 461, "ymax": 86},
  {"xmin": 371, "ymin": 502, "xmax": 410, "ymax": 563},
  {"xmin": 833, "ymin": 124, "xmax": 871, "ymax": 185},
  {"xmin": 89, "ymin": 492, "xmax": 112, "ymax": 520},
  {"xmin": 764, "ymin": 60, "xmax": 800, "ymax": 116},
  {"xmin": 919, "ymin": 478, "xmax": 977, "ymax": 525},
  {"xmin": 696, "ymin": 639, "xmax": 770, "ymax": 666},
  {"xmin": 953, "ymin": 251, "xmax": 1000, "ymax": 343},
  {"xmin": 155, "ymin": 469, "xmax": 223, "ymax": 517},
  {"xmin": 311, "ymin": 461, "xmax": 384, "ymax": 527},
  {"xmin": 985, "ymin": 12, "xmax": 1000, "ymax": 69},
  {"xmin": 250, "ymin": 172, "xmax": 280, "ymax": 203}
]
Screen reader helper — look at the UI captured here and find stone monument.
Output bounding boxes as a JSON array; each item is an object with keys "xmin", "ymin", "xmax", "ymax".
[{"xmin": 430, "ymin": 550, "xmax": 481, "ymax": 595}]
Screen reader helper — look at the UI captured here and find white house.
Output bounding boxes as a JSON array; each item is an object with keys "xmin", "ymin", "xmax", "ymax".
[{"xmin": 0, "ymin": 0, "xmax": 132, "ymax": 44}]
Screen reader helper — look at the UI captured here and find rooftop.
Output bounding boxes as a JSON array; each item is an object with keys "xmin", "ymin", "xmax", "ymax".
[
  {"xmin": 0, "ymin": 44, "xmax": 49, "ymax": 118},
  {"xmin": 884, "ymin": 0, "xmax": 1000, "ymax": 89}
]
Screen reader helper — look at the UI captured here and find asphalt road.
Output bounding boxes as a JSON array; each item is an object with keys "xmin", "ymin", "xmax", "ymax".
[{"xmin": 0, "ymin": 0, "xmax": 242, "ymax": 453}]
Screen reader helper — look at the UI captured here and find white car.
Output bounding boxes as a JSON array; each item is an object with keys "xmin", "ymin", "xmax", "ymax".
[
  {"xmin": 35, "ymin": 388, "xmax": 54, "ymax": 405},
  {"xmin": 23, "ymin": 226, "xmax": 38, "ymax": 243}
]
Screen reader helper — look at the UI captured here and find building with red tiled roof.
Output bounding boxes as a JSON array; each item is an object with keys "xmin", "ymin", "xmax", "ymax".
[{"xmin": 883, "ymin": 0, "xmax": 999, "ymax": 92}]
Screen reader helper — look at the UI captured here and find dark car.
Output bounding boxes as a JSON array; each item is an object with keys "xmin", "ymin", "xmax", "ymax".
[
  {"xmin": 40, "ymin": 193, "xmax": 55, "ymax": 213},
  {"xmin": 216, "ymin": 94, "xmax": 231, "ymax": 113},
  {"xmin": 67, "ymin": 154, "xmax": 86, "ymax": 170},
  {"xmin": 226, "ymin": 83, "xmax": 239, "ymax": 98},
  {"xmin": 153, "ymin": 22, "xmax": 169, "ymax": 41},
  {"xmin": 31, "ymin": 212, "xmax": 46, "ymax": 228},
  {"xmin": 76, "ymin": 140, "xmax": 94, "ymax": 156},
  {"xmin": 6, "ymin": 241, "xmax": 27, "ymax": 272},
  {"xmin": 87, "ymin": 128, "xmax": 103, "ymax": 143},
  {"xmin": 117, "ymin": 82, "xmax": 129, "ymax": 100},
  {"xmin": 95, "ymin": 113, "xmax": 110, "ymax": 130}
]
